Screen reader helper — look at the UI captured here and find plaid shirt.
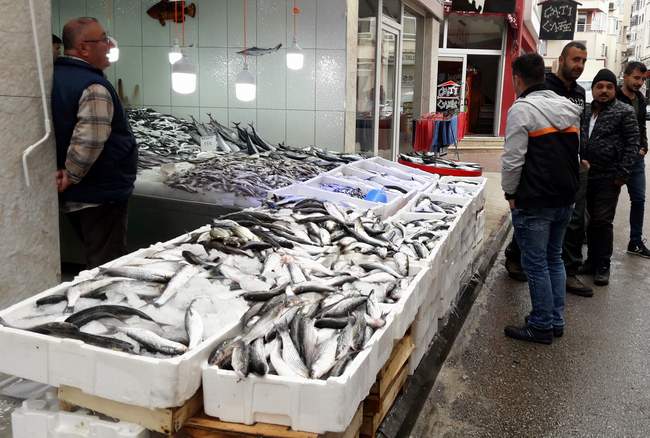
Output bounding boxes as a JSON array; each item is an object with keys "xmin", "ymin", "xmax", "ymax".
[{"xmin": 65, "ymin": 83, "xmax": 114, "ymax": 183}]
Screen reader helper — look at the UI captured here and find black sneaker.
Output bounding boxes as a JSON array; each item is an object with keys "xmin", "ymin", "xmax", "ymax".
[
  {"xmin": 593, "ymin": 265, "xmax": 610, "ymax": 286},
  {"xmin": 504, "ymin": 325, "xmax": 553, "ymax": 345},
  {"xmin": 505, "ymin": 258, "xmax": 527, "ymax": 282},
  {"xmin": 627, "ymin": 241, "xmax": 650, "ymax": 258},
  {"xmin": 525, "ymin": 316, "xmax": 563, "ymax": 337},
  {"xmin": 566, "ymin": 275, "xmax": 593, "ymax": 297}
]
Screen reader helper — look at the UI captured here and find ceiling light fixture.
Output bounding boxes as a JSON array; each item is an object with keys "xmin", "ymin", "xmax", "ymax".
[
  {"xmin": 235, "ymin": 0, "xmax": 256, "ymax": 101},
  {"xmin": 286, "ymin": 1, "xmax": 304, "ymax": 70}
]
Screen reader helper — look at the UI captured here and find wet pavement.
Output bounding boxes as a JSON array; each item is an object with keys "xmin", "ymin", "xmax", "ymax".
[{"xmin": 410, "ymin": 176, "xmax": 650, "ymax": 437}]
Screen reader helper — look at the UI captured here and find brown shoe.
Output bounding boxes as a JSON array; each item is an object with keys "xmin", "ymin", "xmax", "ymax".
[{"xmin": 566, "ymin": 275, "xmax": 593, "ymax": 297}]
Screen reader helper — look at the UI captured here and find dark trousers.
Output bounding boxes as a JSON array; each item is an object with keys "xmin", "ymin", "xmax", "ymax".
[
  {"xmin": 586, "ymin": 178, "xmax": 622, "ymax": 269},
  {"xmin": 66, "ymin": 201, "xmax": 129, "ymax": 269},
  {"xmin": 626, "ymin": 158, "xmax": 646, "ymax": 244},
  {"xmin": 505, "ymin": 167, "xmax": 589, "ymax": 276}
]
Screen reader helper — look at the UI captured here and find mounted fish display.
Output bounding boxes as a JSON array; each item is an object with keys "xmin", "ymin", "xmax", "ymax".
[
  {"xmin": 0, "ymin": 198, "xmax": 439, "ymax": 373},
  {"xmin": 147, "ymin": 0, "xmax": 197, "ymax": 26},
  {"xmin": 237, "ymin": 44, "xmax": 282, "ymax": 57}
]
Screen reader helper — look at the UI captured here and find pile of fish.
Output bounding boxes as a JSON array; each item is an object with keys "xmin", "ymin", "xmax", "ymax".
[
  {"xmin": 410, "ymin": 194, "xmax": 464, "ymax": 215},
  {"xmin": 164, "ymin": 154, "xmax": 331, "ymax": 201},
  {"xmin": 319, "ymin": 183, "xmax": 365, "ymax": 199},
  {"xmin": 204, "ymin": 198, "xmax": 450, "ymax": 380},
  {"xmin": 437, "ymin": 180, "xmax": 481, "ymax": 197},
  {"xmin": 127, "ymin": 108, "xmax": 202, "ymax": 170},
  {"xmin": 1, "ymin": 198, "xmax": 449, "ymax": 373}
]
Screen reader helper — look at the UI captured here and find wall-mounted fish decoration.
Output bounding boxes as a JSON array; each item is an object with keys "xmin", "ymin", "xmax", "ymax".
[
  {"xmin": 237, "ymin": 44, "xmax": 282, "ymax": 57},
  {"xmin": 147, "ymin": 0, "xmax": 196, "ymax": 26}
]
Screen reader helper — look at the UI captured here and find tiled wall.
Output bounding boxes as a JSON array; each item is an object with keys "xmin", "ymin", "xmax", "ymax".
[{"xmin": 51, "ymin": 0, "xmax": 348, "ymax": 150}]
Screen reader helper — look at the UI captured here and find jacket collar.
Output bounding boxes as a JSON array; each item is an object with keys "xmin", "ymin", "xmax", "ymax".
[
  {"xmin": 519, "ymin": 83, "xmax": 547, "ymax": 99},
  {"xmin": 616, "ymin": 86, "xmax": 644, "ymax": 104},
  {"xmin": 546, "ymin": 72, "xmax": 579, "ymax": 93},
  {"xmin": 55, "ymin": 56, "xmax": 104, "ymax": 76}
]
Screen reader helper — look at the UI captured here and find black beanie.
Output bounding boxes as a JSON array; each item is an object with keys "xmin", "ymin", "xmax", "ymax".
[{"xmin": 592, "ymin": 69, "xmax": 617, "ymax": 88}]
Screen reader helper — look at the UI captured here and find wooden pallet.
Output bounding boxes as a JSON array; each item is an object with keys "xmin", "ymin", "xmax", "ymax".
[
  {"xmin": 181, "ymin": 403, "xmax": 363, "ymax": 438},
  {"xmin": 360, "ymin": 331, "xmax": 414, "ymax": 438},
  {"xmin": 58, "ymin": 385, "xmax": 203, "ymax": 435}
]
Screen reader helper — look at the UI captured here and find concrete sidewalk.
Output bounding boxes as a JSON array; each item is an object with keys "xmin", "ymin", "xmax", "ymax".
[{"xmin": 411, "ymin": 172, "xmax": 650, "ymax": 437}]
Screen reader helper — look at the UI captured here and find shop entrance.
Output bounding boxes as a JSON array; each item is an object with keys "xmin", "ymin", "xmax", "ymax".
[{"xmin": 465, "ymin": 55, "xmax": 500, "ymax": 135}]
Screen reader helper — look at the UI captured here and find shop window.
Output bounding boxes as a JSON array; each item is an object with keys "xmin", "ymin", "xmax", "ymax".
[
  {"xmin": 355, "ymin": 11, "xmax": 378, "ymax": 154},
  {"xmin": 577, "ymin": 13, "xmax": 587, "ymax": 32},
  {"xmin": 446, "ymin": 15, "xmax": 504, "ymax": 50},
  {"xmin": 439, "ymin": 21, "xmax": 445, "ymax": 48},
  {"xmin": 400, "ymin": 9, "xmax": 423, "ymax": 155},
  {"xmin": 382, "ymin": 0, "xmax": 401, "ymax": 23},
  {"xmin": 359, "ymin": 0, "xmax": 378, "ymax": 18}
]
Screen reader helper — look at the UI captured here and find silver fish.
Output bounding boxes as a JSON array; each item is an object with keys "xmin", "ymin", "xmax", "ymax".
[
  {"xmin": 154, "ymin": 264, "xmax": 200, "ymax": 307},
  {"xmin": 279, "ymin": 326, "xmax": 309, "ymax": 378},
  {"xmin": 249, "ymin": 337, "xmax": 269, "ymax": 376},
  {"xmin": 310, "ymin": 333, "xmax": 339, "ymax": 379},
  {"xmin": 119, "ymin": 327, "xmax": 188, "ymax": 356},
  {"xmin": 100, "ymin": 266, "xmax": 174, "ymax": 283},
  {"xmin": 231, "ymin": 340, "xmax": 250, "ymax": 379},
  {"xmin": 237, "ymin": 43, "xmax": 282, "ymax": 56},
  {"xmin": 185, "ymin": 299, "xmax": 204, "ymax": 349}
]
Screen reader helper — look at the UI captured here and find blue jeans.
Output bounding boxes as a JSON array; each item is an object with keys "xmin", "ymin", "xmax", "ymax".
[
  {"xmin": 627, "ymin": 158, "xmax": 646, "ymax": 244},
  {"xmin": 512, "ymin": 207, "xmax": 573, "ymax": 330}
]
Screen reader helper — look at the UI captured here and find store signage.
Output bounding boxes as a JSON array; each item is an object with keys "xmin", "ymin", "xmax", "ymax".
[
  {"xmin": 450, "ymin": 0, "xmax": 515, "ymax": 13},
  {"xmin": 200, "ymin": 135, "xmax": 218, "ymax": 151},
  {"xmin": 539, "ymin": 0, "xmax": 579, "ymax": 40},
  {"xmin": 436, "ymin": 81, "xmax": 461, "ymax": 112}
]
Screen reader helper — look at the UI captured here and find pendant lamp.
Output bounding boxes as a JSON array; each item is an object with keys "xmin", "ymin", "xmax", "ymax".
[
  {"xmin": 286, "ymin": 2, "xmax": 304, "ymax": 70},
  {"xmin": 172, "ymin": 54, "xmax": 197, "ymax": 94},
  {"xmin": 168, "ymin": 39, "xmax": 182, "ymax": 64},
  {"xmin": 236, "ymin": 0, "xmax": 256, "ymax": 101},
  {"xmin": 107, "ymin": 36, "xmax": 119, "ymax": 63}
]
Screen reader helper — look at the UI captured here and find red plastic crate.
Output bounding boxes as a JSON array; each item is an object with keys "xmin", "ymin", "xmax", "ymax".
[{"xmin": 398, "ymin": 159, "xmax": 483, "ymax": 177}]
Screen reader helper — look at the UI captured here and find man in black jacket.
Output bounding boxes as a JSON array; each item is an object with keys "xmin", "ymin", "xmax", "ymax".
[
  {"xmin": 583, "ymin": 69, "xmax": 640, "ymax": 285},
  {"xmin": 504, "ymin": 41, "xmax": 593, "ymax": 296},
  {"xmin": 616, "ymin": 62, "xmax": 650, "ymax": 258}
]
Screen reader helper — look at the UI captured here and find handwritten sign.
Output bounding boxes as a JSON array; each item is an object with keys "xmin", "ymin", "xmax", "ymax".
[
  {"xmin": 451, "ymin": 0, "xmax": 515, "ymax": 13},
  {"xmin": 436, "ymin": 81, "xmax": 461, "ymax": 113},
  {"xmin": 540, "ymin": 0, "xmax": 578, "ymax": 40},
  {"xmin": 200, "ymin": 135, "xmax": 218, "ymax": 152}
]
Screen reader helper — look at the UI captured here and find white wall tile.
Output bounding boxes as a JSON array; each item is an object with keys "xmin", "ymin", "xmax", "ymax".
[
  {"xmin": 228, "ymin": 0, "xmax": 257, "ymax": 48},
  {"xmin": 199, "ymin": 108, "xmax": 228, "ymax": 124},
  {"xmin": 199, "ymin": 48, "xmax": 228, "ymax": 107},
  {"xmin": 86, "ymin": 0, "xmax": 114, "ymax": 36},
  {"xmin": 257, "ymin": 49, "xmax": 286, "ymax": 109},
  {"xmin": 315, "ymin": 49, "xmax": 345, "ymax": 111},
  {"xmin": 286, "ymin": 48, "xmax": 315, "ymax": 110},
  {"xmin": 229, "ymin": 108, "xmax": 257, "ymax": 125},
  {"xmin": 142, "ymin": 47, "xmax": 171, "ymax": 106},
  {"xmin": 141, "ymin": 0, "xmax": 171, "ymax": 46},
  {"xmin": 287, "ymin": 0, "xmax": 316, "ymax": 49},
  {"xmin": 256, "ymin": 109, "xmax": 286, "ymax": 144},
  {"xmin": 171, "ymin": 106, "xmax": 200, "ymax": 121},
  {"xmin": 198, "ymin": 0, "xmax": 228, "ymax": 47},
  {"xmin": 114, "ymin": 46, "xmax": 143, "ymax": 106},
  {"xmin": 104, "ymin": 64, "xmax": 117, "ymax": 85},
  {"xmin": 316, "ymin": 0, "xmax": 346, "ymax": 50},
  {"xmin": 286, "ymin": 110, "xmax": 315, "ymax": 146},
  {"xmin": 315, "ymin": 111, "xmax": 344, "ymax": 151},
  {"xmin": 59, "ymin": 0, "xmax": 85, "ymax": 32},
  {"xmin": 172, "ymin": 47, "xmax": 200, "ymax": 107},
  {"xmin": 227, "ymin": 48, "xmax": 257, "ymax": 109},
  {"xmin": 115, "ymin": 0, "xmax": 142, "ymax": 46},
  {"xmin": 258, "ymin": 0, "xmax": 286, "ymax": 48}
]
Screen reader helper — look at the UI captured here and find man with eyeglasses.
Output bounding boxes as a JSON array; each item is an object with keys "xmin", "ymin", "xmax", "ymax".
[{"xmin": 52, "ymin": 17, "xmax": 138, "ymax": 268}]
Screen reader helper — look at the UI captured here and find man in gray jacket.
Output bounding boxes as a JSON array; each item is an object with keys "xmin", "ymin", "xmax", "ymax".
[{"xmin": 502, "ymin": 53, "xmax": 582, "ymax": 344}]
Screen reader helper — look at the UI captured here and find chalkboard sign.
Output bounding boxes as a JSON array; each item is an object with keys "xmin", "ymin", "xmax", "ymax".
[
  {"xmin": 540, "ymin": 0, "xmax": 579, "ymax": 40},
  {"xmin": 436, "ymin": 81, "xmax": 461, "ymax": 113},
  {"xmin": 451, "ymin": 0, "xmax": 515, "ymax": 13}
]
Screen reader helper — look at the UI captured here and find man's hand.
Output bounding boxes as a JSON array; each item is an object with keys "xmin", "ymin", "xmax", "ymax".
[
  {"xmin": 580, "ymin": 159, "xmax": 590, "ymax": 170},
  {"xmin": 56, "ymin": 169, "xmax": 73, "ymax": 192},
  {"xmin": 508, "ymin": 199, "xmax": 516, "ymax": 209},
  {"xmin": 613, "ymin": 176, "xmax": 627, "ymax": 187},
  {"xmin": 640, "ymin": 149, "xmax": 647, "ymax": 157}
]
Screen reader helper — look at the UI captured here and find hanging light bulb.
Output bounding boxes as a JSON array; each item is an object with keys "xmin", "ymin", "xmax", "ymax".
[
  {"xmin": 107, "ymin": 36, "xmax": 119, "ymax": 63},
  {"xmin": 286, "ymin": 38, "xmax": 304, "ymax": 70},
  {"xmin": 287, "ymin": 2, "xmax": 303, "ymax": 70},
  {"xmin": 171, "ymin": 54, "xmax": 197, "ymax": 94},
  {"xmin": 168, "ymin": 40, "xmax": 182, "ymax": 64},
  {"xmin": 235, "ymin": 63, "xmax": 256, "ymax": 102}
]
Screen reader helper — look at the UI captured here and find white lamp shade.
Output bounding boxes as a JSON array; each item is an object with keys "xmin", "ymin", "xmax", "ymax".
[
  {"xmin": 286, "ymin": 42, "xmax": 304, "ymax": 70},
  {"xmin": 172, "ymin": 55, "xmax": 197, "ymax": 94},
  {"xmin": 235, "ymin": 66, "xmax": 256, "ymax": 102},
  {"xmin": 107, "ymin": 47, "xmax": 120, "ymax": 63},
  {"xmin": 168, "ymin": 42, "xmax": 182, "ymax": 64}
]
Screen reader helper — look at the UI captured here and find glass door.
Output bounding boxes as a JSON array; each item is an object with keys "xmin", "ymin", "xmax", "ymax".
[
  {"xmin": 377, "ymin": 23, "xmax": 401, "ymax": 160},
  {"xmin": 436, "ymin": 55, "xmax": 467, "ymax": 114}
]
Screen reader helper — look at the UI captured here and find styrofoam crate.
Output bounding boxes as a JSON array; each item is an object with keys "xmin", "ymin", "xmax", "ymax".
[
  {"xmin": 349, "ymin": 158, "xmax": 435, "ymax": 188},
  {"xmin": 202, "ymin": 261, "xmax": 431, "ymax": 434},
  {"xmin": 0, "ymin": 225, "xmax": 242, "ymax": 409},
  {"xmin": 362, "ymin": 157, "xmax": 441, "ymax": 183},
  {"xmin": 12, "ymin": 396, "xmax": 149, "ymax": 438}
]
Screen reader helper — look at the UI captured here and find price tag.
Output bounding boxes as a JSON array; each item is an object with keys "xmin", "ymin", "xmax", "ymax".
[{"xmin": 200, "ymin": 135, "xmax": 217, "ymax": 151}]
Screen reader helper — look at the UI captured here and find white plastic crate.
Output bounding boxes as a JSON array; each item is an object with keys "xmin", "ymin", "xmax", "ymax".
[{"xmin": 12, "ymin": 396, "xmax": 149, "ymax": 438}]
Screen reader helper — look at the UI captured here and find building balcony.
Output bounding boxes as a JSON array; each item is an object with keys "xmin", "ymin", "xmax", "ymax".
[{"xmin": 576, "ymin": 23, "xmax": 606, "ymax": 33}]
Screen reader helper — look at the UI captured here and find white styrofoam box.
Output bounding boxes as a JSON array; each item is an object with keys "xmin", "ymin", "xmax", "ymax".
[
  {"xmin": 349, "ymin": 158, "xmax": 437, "ymax": 188},
  {"xmin": 202, "ymin": 263, "xmax": 431, "ymax": 434},
  {"xmin": 329, "ymin": 165, "xmax": 424, "ymax": 201},
  {"xmin": 303, "ymin": 174, "xmax": 405, "ymax": 210},
  {"xmin": 0, "ymin": 224, "xmax": 242, "ymax": 409},
  {"xmin": 271, "ymin": 183, "xmax": 378, "ymax": 210},
  {"xmin": 363, "ymin": 157, "xmax": 440, "ymax": 184},
  {"xmin": 12, "ymin": 397, "xmax": 149, "ymax": 438}
]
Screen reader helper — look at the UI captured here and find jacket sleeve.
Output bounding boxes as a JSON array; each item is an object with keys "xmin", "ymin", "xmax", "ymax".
[
  {"xmin": 501, "ymin": 104, "xmax": 529, "ymax": 196},
  {"xmin": 618, "ymin": 107, "xmax": 641, "ymax": 178},
  {"xmin": 640, "ymin": 96, "xmax": 648, "ymax": 152}
]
